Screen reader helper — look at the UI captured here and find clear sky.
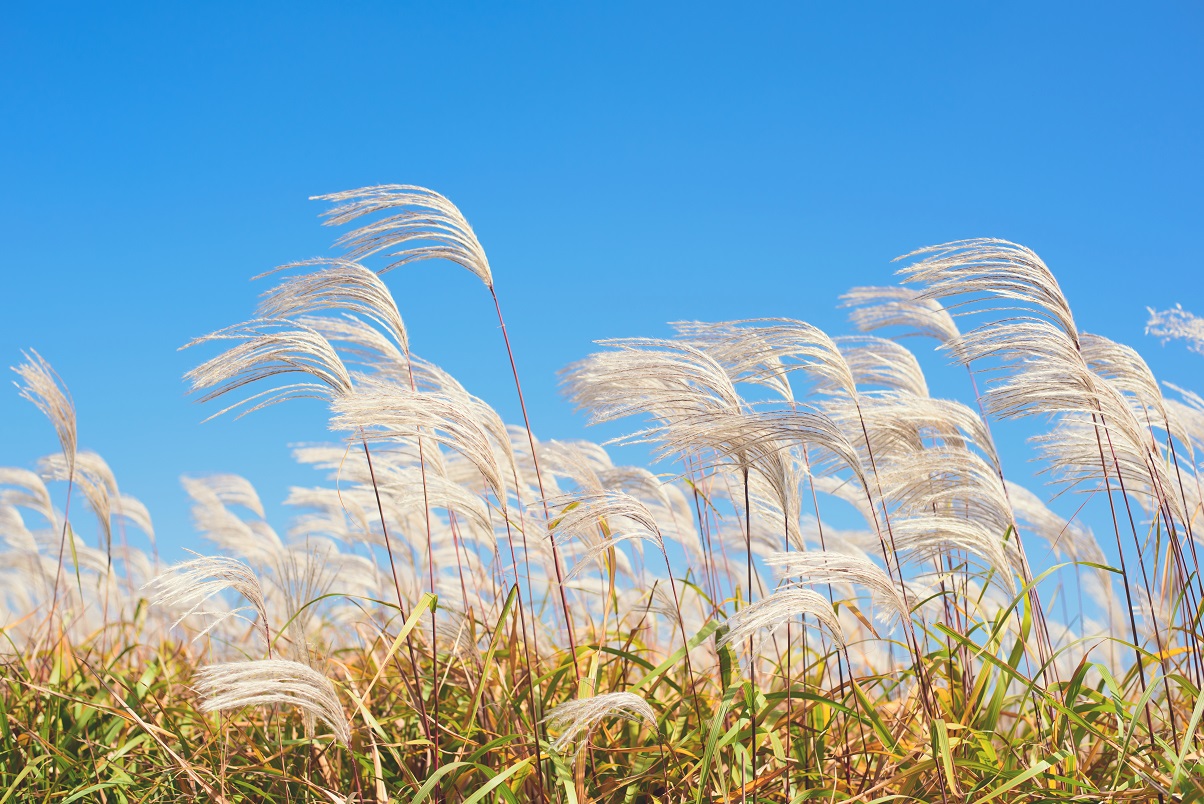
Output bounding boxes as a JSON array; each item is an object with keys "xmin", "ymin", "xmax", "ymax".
[{"xmin": 2, "ymin": 3, "xmax": 1202, "ymax": 560}]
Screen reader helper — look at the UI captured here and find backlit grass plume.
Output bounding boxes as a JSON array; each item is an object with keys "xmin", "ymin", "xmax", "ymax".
[
  {"xmin": 194, "ymin": 658, "xmax": 351, "ymax": 746},
  {"xmin": 543, "ymin": 692, "xmax": 658, "ymax": 757}
]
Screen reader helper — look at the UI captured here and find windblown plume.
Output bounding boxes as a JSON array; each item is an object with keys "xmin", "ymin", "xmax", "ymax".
[
  {"xmin": 256, "ymin": 259, "xmax": 409, "ymax": 354},
  {"xmin": 545, "ymin": 491, "xmax": 665, "ymax": 580},
  {"xmin": 1147, "ymin": 304, "xmax": 1204, "ymax": 355},
  {"xmin": 1006, "ymin": 481, "xmax": 1104, "ymax": 564},
  {"xmin": 1034, "ymin": 408, "xmax": 1187, "ymax": 524},
  {"xmin": 563, "ymin": 338, "xmax": 744, "ymax": 428},
  {"xmin": 194, "ymin": 659, "xmax": 351, "ymax": 746},
  {"xmin": 313, "ymin": 184, "xmax": 492, "ymax": 288},
  {"xmin": 670, "ymin": 320, "xmax": 796, "ymax": 401},
  {"xmin": 840, "ymin": 286, "xmax": 961, "ymax": 344},
  {"xmin": 330, "ymin": 380, "xmax": 511, "ymax": 507},
  {"xmin": 301, "ymin": 314, "xmax": 409, "ymax": 380},
  {"xmin": 13, "ymin": 351, "xmax": 77, "ymax": 475},
  {"xmin": 187, "ymin": 474, "xmax": 267, "ymax": 518},
  {"xmin": 0, "ymin": 468, "xmax": 56, "ymax": 526},
  {"xmin": 670, "ymin": 319, "xmax": 860, "ymax": 399},
  {"xmin": 1081, "ymin": 332, "xmax": 1182, "ymax": 444},
  {"xmin": 543, "ymin": 691, "xmax": 658, "ymax": 756},
  {"xmin": 182, "ymin": 476, "xmax": 285, "ymax": 566},
  {"xmin": 894, "ymin": 239, "xmax": 1110, "ymax": 419},
  {"xmin": 183, "ymin": 319, "xmax": 353, "ymax": 420},
  {"xmin": 889, "ymin": 514, "xmax": 1018, "ymax": 593},
  {"xmin": 831, "ymin": 394, "xmax": 998, "ymax": 468},
  {"xmin": 836, "ymin": 336, "xmax": 929, "ymax": 398},
  {"xmin": 717, "ymin": 586, "xmax": 845, "ymax": 654},
  {"xmin": 765, "ymin": 551, "xmax": 909, "ymax": 626},
  {"xmin": 40, "ymin": 451, "xmax": 116, "ymax": 558},
  {"xmin": 115, "ymin": 494, "xmax": 154, "ymax": 546},
  {"xmin": 737, "ymin": 446, "xmax": 806, "ymax": 551},
  {"xmin": 880, "ymin": 448, "xmax": 1014, "ymax": 540},
  {"xmin": 145, "ymin": 554, "xmax": 270, "ymax": 647},
  {"xmin": 643, "ymin": 409, "xmax": 865, "ymax": 490},
  {"xmin": 538, "ymin": 440, "xmax": 613, "ymax": 494}
]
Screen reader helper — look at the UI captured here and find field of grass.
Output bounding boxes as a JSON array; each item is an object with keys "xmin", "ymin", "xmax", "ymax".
[{"xmin": 2, "ymin": 185, "xmax": 1202, "ymax": 802}]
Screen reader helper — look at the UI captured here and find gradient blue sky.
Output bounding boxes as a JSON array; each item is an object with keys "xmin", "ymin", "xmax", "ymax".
[{"xmin": 2, "ymin": 3, "xmax": 1202, "ymax": 560}]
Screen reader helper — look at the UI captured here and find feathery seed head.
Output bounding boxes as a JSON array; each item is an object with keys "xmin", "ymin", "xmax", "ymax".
[
  {"xmin": 194, "ymin": 659, "xmax": 351, "ymax": 746},
  {"xmin": 543, "ymin": 691, "xmax": 657, "ymax": 756},
  {"xmin": 312, "ymin": 184, "xmax": 493, "ymax": 288},
  {"xmin": 13, "ymin": 351, "xmax": 78, "ymax": 475}
]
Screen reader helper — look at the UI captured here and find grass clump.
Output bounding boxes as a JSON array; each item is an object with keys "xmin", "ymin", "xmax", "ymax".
[{"xmin": 2, "ymin": 189, "xmax": 1203, "ymax": 803}]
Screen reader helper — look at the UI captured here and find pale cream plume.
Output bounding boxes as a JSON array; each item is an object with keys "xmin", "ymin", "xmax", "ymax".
[
  {"xmin": 313, "ymin": 184, "xmax": 492, "ymax": 288},
  {"xmin": 542, "ymin": 691, "xmax": 657, "ymax": 757},
  {"xmin": 194, "ymin": 658, "xmax": 351, "ymax": 746}
]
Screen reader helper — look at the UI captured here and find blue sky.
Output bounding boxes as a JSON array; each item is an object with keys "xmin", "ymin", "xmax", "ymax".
[{"xmin": 2, "ymin": 3, "xmax": 1202, "ymax": 560}]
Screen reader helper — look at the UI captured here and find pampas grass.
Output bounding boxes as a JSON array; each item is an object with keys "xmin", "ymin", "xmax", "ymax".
[{"xmin": 3, "ymin": 194, "xmax": 1203, "ymax": 803}]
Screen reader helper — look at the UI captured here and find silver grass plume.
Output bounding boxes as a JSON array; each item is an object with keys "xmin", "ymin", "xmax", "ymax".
[
  {"xmin": 670, "ymin": 320, "xmax": 796, "ymax": 402},
  {"xmin": 840, "ymin": 286, "xmax": 962, "ymax": 345},
  {"xmin": 668, "ymin": 319, "xmax": 859, "ymax": 399},
  {"xmin": 895, "ymin": 239, "xmax": 1107, "ymax": 419},
  {"xmin": 182, "ymin": 476, "xmax": 285, "ymax": 567},
  {"xmin": 301, "ymin": 314, "xmax": 409, "ymax": 380},
  {"xmin": 542, "ymin": 691, "xmax": 657, "ymax": 757},
  {"xmin": 717, "ymin": 586, "xmax": 845, "ymax": 655},
  {"xmin": 330, "ymin": 379, "xmax": 510, "ymax": 507},
  {"xmin": 1006, "ymin": 481, "xmax": 1105, "ymax": 565},
  {"xmin": 40, "ymin": 451, "xmax": 116, "ymax": 558},
  {"xmin": 194, "ymin": 659, "xmax": 351, "ymax": 746},
  {"xmin": 183, "ymin": 318, "xmax": 353, "ymax": 420},
  {"xmin": 563, "ymin": 338, "xmax": 744, "ymax": 428},
  {"xmin": 830, "ymin": 394, "xmax": 998, "ymax": 468},
  {"xmin": 255, "ymin": 259, "xmax": 409, "ymax": 355},
  {"xmin": 1081, "ymin": 333, "xmax": 1173, "ymax": 430},
  {"xmin": 0, "ymin": 468, "xmax": 57, "ymax": 527},
  {"xmin": 313, "ymin": 184, "xmax": 492, "ymax": 288},
  {"xmin": 13, "ymin": 351, "xmax": 77, "ymax": 476},
  {"xmin": 1034, "ymin": 410, "xmax": 1187, "ymax": 523},
  {"xmin": 145, "ymin": 554, "xmax": 270, "ymax": 648},
  {"xmin": 765, "ymin": 551, "xmax": 910, "ymax": 626},
  {"xmin": 545, "ymin": 491, "xmax": 665, "ymax": 580},
  {"xmin": 599, "ymin": 467, "xmax": 706, "ymax": 564},
  {"xmin": 889, "ymin": 514, "xmax": 1018, "ymax": 594},
  {"xmin": 878, "ymin": 447, "xmax": 1022, "ymax": 590},
  {"xmin": 115, "ymin": 494, "xmax": 154, "ymax": 545},
  {"xmin": 410, "ymin": 356, "xmax": 521, "ymax": 493},
  {"xmin": 538, "ymin": 440, "xmax": 613, "ymax": 494},
  {"xmin": 836, "ymin": 336, "xmax": 929, "ymax": 398},
  {"xmin": 1147, "ymin": 304, "xmax": 1204, "ymax": 355},
  {"xmin": 189, "ymin": 473, "xmax": 267, "ymax": 517},
  {"xmin": 1165, "ymin": 385, "xmax": 1204, "ymax": 454}
]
